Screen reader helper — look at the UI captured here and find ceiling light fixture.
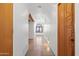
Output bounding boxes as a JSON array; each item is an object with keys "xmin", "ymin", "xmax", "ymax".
[{"xmin": 38, "ymin": 5, "xmax": 42, "ymax": 8}]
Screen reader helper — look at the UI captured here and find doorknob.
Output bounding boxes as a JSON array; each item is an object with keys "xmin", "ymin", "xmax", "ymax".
[{"xmin": 71, "ymin": 39, "xmax": 74, "ymax": 42}]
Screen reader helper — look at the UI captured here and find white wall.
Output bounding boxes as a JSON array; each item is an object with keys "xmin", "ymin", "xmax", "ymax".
[
  {"xmin": 13, "ymin": 3, "xmax": 29, "ymax": 56},
  {"xmin": 75, "ymin": 4, "xmax": 79, "ymax": 56},
  {"xmin": 29, "ymin": 21, "xmax": 34, "ymax": 39},
  {"xmin": 37, "ymin": 4, "xmax": 57, "ymax": 56},
  {"xmin": 49, "ymin": 4, "xmax": 57, "ymax": 55}
]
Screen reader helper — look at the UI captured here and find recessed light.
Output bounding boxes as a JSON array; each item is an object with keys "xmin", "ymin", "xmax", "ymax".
[{"xmin": 38, "ymin": 5, "xmax": 42, "ymax": 8}]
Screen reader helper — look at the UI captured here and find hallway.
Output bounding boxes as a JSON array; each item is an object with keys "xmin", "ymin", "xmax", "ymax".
[
  {"xmin": 26, "ymin": 36, "xmax": 54, "ymax": 56},
  {"xmin": 0, "ymin": 3, "xmax": 77, "ymax": 56}
]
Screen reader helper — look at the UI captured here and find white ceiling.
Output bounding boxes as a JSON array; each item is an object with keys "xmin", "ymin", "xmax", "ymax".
[{"xmin": 25, "ymin": 3, "xmax": 57, "ymax": 24}]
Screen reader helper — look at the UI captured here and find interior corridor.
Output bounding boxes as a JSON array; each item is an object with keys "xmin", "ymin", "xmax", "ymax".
[
  {"xmin": 26, "ymin": 36, "xmax": 54, "ymax": 56},
  {"xmin": 0, "ymin": 3, "xmax": 78, "ymax": 56}
]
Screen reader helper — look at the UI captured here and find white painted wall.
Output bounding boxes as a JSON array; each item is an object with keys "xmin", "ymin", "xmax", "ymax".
[
  {"xmin": 49, "ymin": 4, "xmax": 57, "ymax": 55},
  {"xmin": 29, "ymin": 21, "xmax": 34, "ymax": 39},
  {"xmin": 13, "ymin": 3, "xmax": 29, "ymax": 56},
  {"xmin": 75, "ymin": 4, "xmax": 79, "ymax": 56},
  {"xmin": 43, "ymin": 24, "xmax": 51, "ymax": 45}
]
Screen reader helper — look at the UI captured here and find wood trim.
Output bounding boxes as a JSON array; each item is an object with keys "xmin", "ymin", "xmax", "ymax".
[
  {"xmin": 28, "ymin": 13, "xmax": 34, "ymax": 22},
  {"xmin": 72, "ymin": 3, "xmax": 75, "ymax": 55},
  {"xmin": 58, "ymin": 3, "xmax": 61, "ymax": 6}
]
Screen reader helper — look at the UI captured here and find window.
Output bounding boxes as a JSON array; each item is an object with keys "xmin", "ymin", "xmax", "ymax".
[{"xmin": 36, "ymin": 24, "xmax": 43, "ymax": 33}]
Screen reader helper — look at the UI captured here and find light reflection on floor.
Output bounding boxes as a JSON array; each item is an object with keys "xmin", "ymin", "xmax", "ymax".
[{"xmin": 26, "ymin": 35, "xmax": 54, "ymax": 56}]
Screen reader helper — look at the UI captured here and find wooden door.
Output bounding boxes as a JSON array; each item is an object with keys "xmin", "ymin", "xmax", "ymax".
[
  {"xmin": 0, "ymin": 3, "xmax": 13, "ymax": 56},
  {"xmin": 58, "ymin": 3, "xmax": 75, "ymax": 56}
]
